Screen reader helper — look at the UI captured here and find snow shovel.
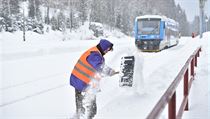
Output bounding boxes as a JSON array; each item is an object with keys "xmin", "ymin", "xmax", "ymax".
[{"xmin": 119, "ymin": 56, "xmax": 135, "ymax": 87}]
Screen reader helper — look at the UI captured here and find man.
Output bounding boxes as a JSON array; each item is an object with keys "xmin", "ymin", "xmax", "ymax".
[{"xmin": 70, "ymin": 39, "xmax": 119, "ymax": 119}]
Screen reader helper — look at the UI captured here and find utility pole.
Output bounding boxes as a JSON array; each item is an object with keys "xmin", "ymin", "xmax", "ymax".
[{"xmin": 199, "ymin": 0, "xmax": 206, "ymax": 38}]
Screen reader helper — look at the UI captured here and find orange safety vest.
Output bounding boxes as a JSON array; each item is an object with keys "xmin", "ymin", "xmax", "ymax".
[{"xmin": 72, "ymin": 46, "xmax": 102, "ymax": 84}]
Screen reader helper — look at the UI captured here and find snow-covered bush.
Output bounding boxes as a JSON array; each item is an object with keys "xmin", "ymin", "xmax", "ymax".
[
  {"xmin": 1, "ymin": 15, "xmax": 21, "ymax": 32},
  {"xmin": 24, "ymin": 18, "xmax": 44, "ymax": 34},
  {"xmin": 89, "ymin": 22, "xmax": 104, "ymax": 37},
  {"xmin": 0, "ymin": 15, "xmax": 44, "ymax": 34}
]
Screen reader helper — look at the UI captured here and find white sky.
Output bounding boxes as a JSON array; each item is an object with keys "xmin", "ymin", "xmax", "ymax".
[{"xmin": 175, "ymin": 0, "xmax": 210, "ymax": 22}]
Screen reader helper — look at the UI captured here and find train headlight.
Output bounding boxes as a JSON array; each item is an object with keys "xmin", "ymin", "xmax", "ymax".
[
  {"xmin": 144, "ymin": 41, "xmax": 147, "ymax": 44},
  {"xmin": 151, "ymin": 35, "xmax": 155, "ymax": 38}
]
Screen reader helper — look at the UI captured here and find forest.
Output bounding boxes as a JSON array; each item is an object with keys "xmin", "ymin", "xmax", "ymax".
[{"xmin": 0, "ymin": 0, "xmax": 209, "ymax": 36}]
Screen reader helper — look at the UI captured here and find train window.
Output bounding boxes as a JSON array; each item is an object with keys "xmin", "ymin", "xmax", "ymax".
[
  {"xmin": 137, "ymin": 18, "xmax": 160, "ymax": 35},
  {"xmin": 163, "ymin": 22, "xmax": 165, "ymax": 29}
]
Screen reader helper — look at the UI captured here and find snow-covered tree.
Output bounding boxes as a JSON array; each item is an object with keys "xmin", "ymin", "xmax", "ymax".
[
  {"xmin": 0, "ymin": 0, "xmax": 20, "ymax": 17},
  {"xmin": 0, "ymin": 0, "xmax": 191, "ymax": 35},
  {"xmin": 89, "ymin": 0, "xmax": 103, "ymax": 23},
  {"xmin": 67, "ymin": 0, "xmax": 79, "ymax": 31},
  {"xmin": 42, "ymin": 0, "xmax": 50, "ymax": 25},
  {"xmin": 77, "ymin": 0, "xmax": 88, "ymax": 25},
  {"xmin": 28, "ymin": 0, "xmax": 41, "ymax": 20},
  {"xmin": 190, "ymin": 16, "xmax": 200, "ymax": 34},
  {"xmin": 51, "ymin": 16, "xmax": 57, "ymax": 30},
  {"xmin": 57, "ymin": 11, "xmax": 66, "ymax": 31}
]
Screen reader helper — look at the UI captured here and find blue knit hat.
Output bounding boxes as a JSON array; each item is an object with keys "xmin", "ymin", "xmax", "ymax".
[{"xmin": 99, "ymin": 39, "xmax": 113, "ymax": 52}]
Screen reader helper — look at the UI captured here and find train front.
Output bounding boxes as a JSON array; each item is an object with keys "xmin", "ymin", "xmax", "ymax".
[{"xmin": 134, "ymin": 17, "xmax": 164, "ymax": 51}]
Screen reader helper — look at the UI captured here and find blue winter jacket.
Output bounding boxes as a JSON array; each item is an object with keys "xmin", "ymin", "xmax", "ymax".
[
  {"xmin": 70, "ymin": 51, "xmax": 104, "ymax": 91},
  {"xmin": 70, "ymin": 39, "xmax": 113, "ymax": 91}
]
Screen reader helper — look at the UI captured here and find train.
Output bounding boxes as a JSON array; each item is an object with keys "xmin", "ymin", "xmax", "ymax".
[{"xmin": 134, "ymin": 15, "xmax": 180, "ymax": 52}]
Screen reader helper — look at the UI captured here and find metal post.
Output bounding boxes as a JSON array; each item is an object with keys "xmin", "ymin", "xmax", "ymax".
[
  {"xmin": 191, "ymin": 59, "xmax": 194, "ymax": 77},
  {"xmin": 184, "ymin": 69, "xmax": 189, "ymax": 110},
  {"xmin": 195, "ymin": 53, "xmax": 198, "ymax": 67},
  {"xmin": 198, "ymin": 47, "xmax": 201, "ymax": 56},
  {"xmin": 169, "ymin": 92, "xmax": 176, "ymax": 119}
]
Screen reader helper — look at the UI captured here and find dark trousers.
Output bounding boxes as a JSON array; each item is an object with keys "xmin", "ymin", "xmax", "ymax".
[{"xmin": 75, "ymin": 89, "xmax": 97, "ymax": 119}]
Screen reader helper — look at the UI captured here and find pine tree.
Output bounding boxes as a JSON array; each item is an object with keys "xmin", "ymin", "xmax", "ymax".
[
  {"xmin": 78, "ymin": 0, "xmax": 87, "ymax": 25},
  {"xmin": 10, "ymin": 0, "xmax": 20, "ymax": 15},
  {"xmin": 1, "ymin": 0, "xmax": 10, "ymax": 17},
  {"xmin": 57, "ymin": 11, "xmax": 66, "ymax": 31},
  {"xmin": 43, "ymin": 0, "xmax": 50, "ymax": 25},
  {"xmin": 0, "ymin": 0, "xmax": 191, "ymax": 35},
  {"xmin": 51, "ymin": 16, "xmax": 57, "ymax": 30},
  {"xmin": 90, "ymin": 0, "xmax": 102, "ymax": 23},
  {"xmin": 28, "ymin": 0, "xmax": 41, "ymax": 20}
]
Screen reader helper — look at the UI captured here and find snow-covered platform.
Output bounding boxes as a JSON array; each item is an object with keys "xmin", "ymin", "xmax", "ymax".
[{"xmin": 0, "ymin": 31, "xmax": 209, "ymax": 119}]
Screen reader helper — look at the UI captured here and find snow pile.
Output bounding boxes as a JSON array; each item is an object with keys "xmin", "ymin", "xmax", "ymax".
[
  {"xmin": 96, "ymin": 33, "xmax": 208, "ymax": 119},
  {"xmin": 0, "ymin": 26, "xmax": 209, "ymax": 119},
  {"xmin": 132, "ymin": 49, "xmax": 144, "ymax": 94},
  {"xmin": 68, "ymin": 22, "xmax": 95, "ymax": 41},
  {"xmin": 0, "ymin": 25, "xmax": 132, "ymax": 119}
]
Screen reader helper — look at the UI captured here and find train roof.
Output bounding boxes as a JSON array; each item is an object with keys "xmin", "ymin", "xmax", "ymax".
[{"xmin": 135, "ymin": 15, "xmax": 178, "ymax": 24}]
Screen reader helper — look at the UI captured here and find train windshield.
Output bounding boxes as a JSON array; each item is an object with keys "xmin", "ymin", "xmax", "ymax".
[{"xmin": 138, "ymin": 18, "xmax": 160, "ymax": 35}]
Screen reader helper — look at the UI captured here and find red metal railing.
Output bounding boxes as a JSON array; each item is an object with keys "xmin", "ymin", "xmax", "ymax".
[{"xmin": 146, "ymin": 46, "xmax": 202, "ymax": 119}]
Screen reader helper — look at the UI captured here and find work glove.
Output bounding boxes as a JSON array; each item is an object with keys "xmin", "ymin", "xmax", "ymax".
[
  {"xmin": 109, "ymin": 70, "xmax": 119, "ymax": 76},
  {"xmin": 87, "ymin": 79, "xmax": 101, "ymax": 94}
]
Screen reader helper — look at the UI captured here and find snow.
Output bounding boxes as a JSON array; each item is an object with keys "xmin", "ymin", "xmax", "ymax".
[
  {"xmin": 135, "ymin": 15, "xmax": 177, "ymax": 24},
  {"xmin": 182, "ymin": 32, "xmax": 209, "ymax": 119},
  {"xmin": 0, "ymin": 23, "xmax": 209, "ymax": 119}
]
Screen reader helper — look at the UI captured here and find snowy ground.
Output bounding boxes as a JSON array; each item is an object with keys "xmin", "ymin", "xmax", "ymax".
[
  {"xmin": 182, "ymin": 33, "xmax": 209, "ymax": 119},
  {"xmin": 0, "ymin": 26, "xmax": 209, "ymax": 119}
]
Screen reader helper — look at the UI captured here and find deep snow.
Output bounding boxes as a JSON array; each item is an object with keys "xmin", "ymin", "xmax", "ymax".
[{"xmin": 0, "ymin": 24, "xmax": 209, "ymax": 119}]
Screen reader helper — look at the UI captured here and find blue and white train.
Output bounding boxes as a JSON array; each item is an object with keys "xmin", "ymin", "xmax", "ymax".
[{"xmin": 134, "ymin": 15, "xmax": 180, "ymax": 51}]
